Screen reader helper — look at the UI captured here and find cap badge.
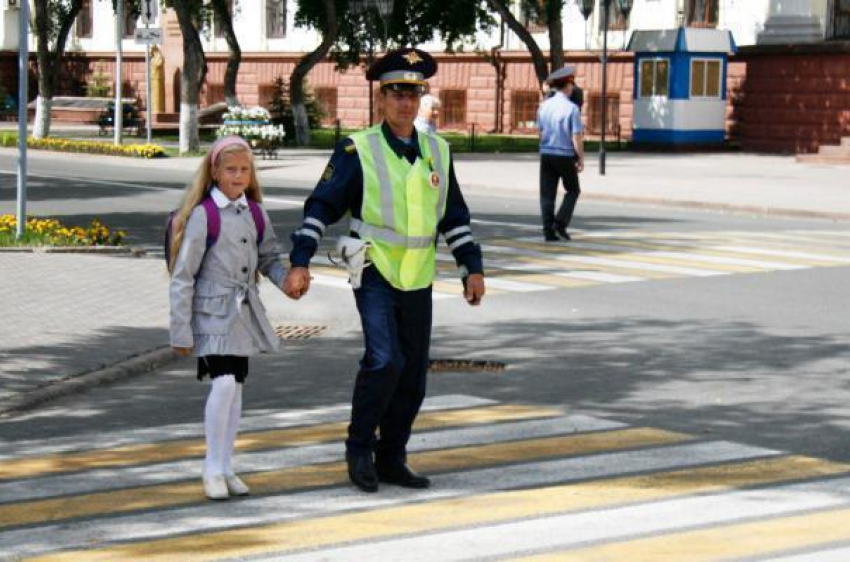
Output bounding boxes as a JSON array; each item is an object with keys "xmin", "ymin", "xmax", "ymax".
[{"xmin": 403, "ymin": 51, "xmax": 423, "ymax": 65}]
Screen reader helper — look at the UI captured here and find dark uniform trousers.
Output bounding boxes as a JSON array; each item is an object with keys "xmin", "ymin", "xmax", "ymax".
[
  {"xmin": 347, "ymin": 265, "xmax": 432, "ymax": 466},
  {"xmin": 539, "ymin": 153, "xmax": 581, "ymax": 233}
]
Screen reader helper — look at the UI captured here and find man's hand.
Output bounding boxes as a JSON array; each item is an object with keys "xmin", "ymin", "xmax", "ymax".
[
  {"xmin": 464, "ymin": 273, "xmax": 485, "ymax": 306},
  {"xmin": 284, "ymin": 266, "xmax": 311, "ymax": 299},
  {"xmin": 575, "ymin": 156, "xmax": 585, "ymax": 173},
  {"xmin": 173, "ymin": 347, "xmax": 192, "ymax": 357}
]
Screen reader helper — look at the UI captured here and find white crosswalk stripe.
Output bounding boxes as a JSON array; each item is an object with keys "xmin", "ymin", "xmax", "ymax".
[{"xmin": 3, "ymin": 394, "xmax": 850, "ymax": 561}]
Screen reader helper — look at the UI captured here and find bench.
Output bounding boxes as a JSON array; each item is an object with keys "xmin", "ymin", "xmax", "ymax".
[{"xmin": 97, "ymin": 101, "xmax": 144, "ymax": 136}]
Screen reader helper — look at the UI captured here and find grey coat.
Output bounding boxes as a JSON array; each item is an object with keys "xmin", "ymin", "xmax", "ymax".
[{"xmin": 169, "ymin": 200, "xmax": 287, "ymax": 357}]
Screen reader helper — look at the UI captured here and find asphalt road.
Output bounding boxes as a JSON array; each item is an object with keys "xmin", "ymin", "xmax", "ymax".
[{"xmin": 2, "ymin": 155, "xmax": 850, "ymax": 560}]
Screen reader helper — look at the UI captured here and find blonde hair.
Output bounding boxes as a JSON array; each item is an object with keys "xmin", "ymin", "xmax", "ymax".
[{"xmin": 167, "ymin": 143, "xmax": 262, "ymax": 274}]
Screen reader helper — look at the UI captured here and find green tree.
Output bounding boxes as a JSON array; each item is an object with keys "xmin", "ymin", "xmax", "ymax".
[
  {"xmin": 31, "ymin": 0, "xmax": 83, "ymax": 139},
  {"xmin": 292, "ymin": 0, "xmax": 494, "ymax": 145}
]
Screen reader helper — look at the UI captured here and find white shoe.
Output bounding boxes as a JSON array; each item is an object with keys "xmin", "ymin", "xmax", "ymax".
[
  {"xmin": 203, "ymin": 474, "xmax": 230, "ymax": 500},
  {"xmin": 225, "ymin": 474, "xmax": 250, "ymax": 496}
]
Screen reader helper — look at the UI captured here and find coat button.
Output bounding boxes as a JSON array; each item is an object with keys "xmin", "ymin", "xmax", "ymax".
[
  {"xmin": 241, "ymin": 238, "xmax": 248, "ymax": 244},
  {"xmin": 241, "ymin": 267, "xmax": 248, "ymax": 273}
]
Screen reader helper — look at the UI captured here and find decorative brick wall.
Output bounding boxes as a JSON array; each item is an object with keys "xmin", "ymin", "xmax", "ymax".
[{"xmin": 729, "ymin": 44, "xmax": 850, "ymax": 154}]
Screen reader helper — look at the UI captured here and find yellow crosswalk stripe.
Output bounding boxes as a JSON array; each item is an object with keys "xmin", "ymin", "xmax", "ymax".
[
  {"xmin": 509, "ymin": 506, "xmax": 850, "ymax": 562},
  {"xmin": 25, "ymin": 456, "xmax": 850, "ymax": 562},
  {"xmin": 0, "ymin": 404, "xmax": 557, "ymax": 481},
  {"xmin": 0, "ymin": 427, "xmax": 687, "ymax": 529}
]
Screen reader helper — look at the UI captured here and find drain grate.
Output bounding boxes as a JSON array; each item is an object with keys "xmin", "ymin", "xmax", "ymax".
[
  {"xmin": 428, "ymin": 359, "xmax": 506, "ymax": 373},
  {"xmin": 275, "ymin": 325, "xmax": 328, "ymax": 340}
]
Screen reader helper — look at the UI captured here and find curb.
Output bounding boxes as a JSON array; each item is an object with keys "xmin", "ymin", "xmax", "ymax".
[
  {"xmin": 0, "ymin": 347, "xmax": 177, "ymax": 418},
  {"xmin": 581, "ymin": 193, "xmax": 850, "ymax": 222},
  {"xmin": 0, "ymin": 246, "xmax": 146, "ymax": 255}
]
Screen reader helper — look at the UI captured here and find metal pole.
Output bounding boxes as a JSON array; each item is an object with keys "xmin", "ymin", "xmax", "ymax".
[
  {"xmin": 368, "ymin": 35, "xmax": 375, "ymax": 126},
  {"xmin": 145, "ymin": 22, "xmax": 152, "ymax": 143},
  {"xmin": 16, "ymin": 0, "xmax": 30, "ymax": 240},
  {"xmin": 600, "ymin": 0, "xmax": 609, "ymax": 176},
  {"xmin": 114, "ymin": 0, "xmax": 124, "ymax": 146}
]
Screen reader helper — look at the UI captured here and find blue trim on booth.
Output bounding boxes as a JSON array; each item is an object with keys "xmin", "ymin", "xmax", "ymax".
[{"xmin": 632, "ymin": 129, "xmax": 726, "ymax": 144}]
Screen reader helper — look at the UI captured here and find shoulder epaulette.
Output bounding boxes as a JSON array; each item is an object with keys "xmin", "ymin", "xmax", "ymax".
[{"xmin": 343, "ymin": 141, "xmax": 357, "ymax": 155}]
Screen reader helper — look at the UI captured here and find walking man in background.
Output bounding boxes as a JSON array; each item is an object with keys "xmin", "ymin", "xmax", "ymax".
[{"xmin": 537, "ymin": 66, "xmax": 584, "ymax": 242}]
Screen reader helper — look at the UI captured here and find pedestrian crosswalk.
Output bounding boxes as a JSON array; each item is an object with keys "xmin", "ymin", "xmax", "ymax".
[
  {"xmin": 3, "ymin": 394, "xmax": 850, "ymax": 561},
  {"xmin": 309, "ymin": 229, "xmax": 850, "ymax": 298}
]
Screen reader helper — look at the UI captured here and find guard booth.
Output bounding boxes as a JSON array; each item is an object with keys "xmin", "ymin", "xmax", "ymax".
[{"xmin": 627, "ymin": 28, "xmax": 736, "ymax": 145}]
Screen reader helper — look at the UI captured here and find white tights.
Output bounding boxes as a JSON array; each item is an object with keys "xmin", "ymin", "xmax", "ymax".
[{"xmin": 204, "ymin": 375, "xmax": 243, "ymax": 477}]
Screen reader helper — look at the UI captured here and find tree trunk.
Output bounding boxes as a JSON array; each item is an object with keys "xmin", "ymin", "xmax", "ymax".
[
  {"xmin": 486, "ymin": 0, "xmax": 549, "ymax": 89},
  {"xmin": 547, "ymin": 0, "xmax": 565, "ymax": 72},
  {"xmin": 173, "ymin": 4, "xmax": 208, "ymax": 154},
  {"xmin": 32, "ymin": 0, "xmax": 82, "ymax": 139},
  {"xmin": 212, "ymin": 0, "xmax": 241, "ymax": 107},
  {"xmin": 290, "ymin": 0, "xmax": 338, "ymax": 146}
]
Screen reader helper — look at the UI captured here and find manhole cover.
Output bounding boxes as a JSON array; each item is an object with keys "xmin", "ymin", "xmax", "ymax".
[
  {"xmin": 428, "ymin": 359, "xmax": 506, "ymax": 373},
  {"xmin": 275, "ymin": 325, "xmax": 328, "ymax": 340}
]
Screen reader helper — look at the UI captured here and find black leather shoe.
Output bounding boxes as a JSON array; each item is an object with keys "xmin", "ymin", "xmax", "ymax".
[
  {"xmin": 346, "ymin": 453, "xmax": 379, "ymax": 493},
  {"xmin": 554, "ymin": 223, "xmax": 571, "ymax": 241},
  {"xmin": 544, "ymin": 230, "xmax": 559, "ymax": 242},
  {"xmin": 376, "ymin": 462, "xmax": 431, "ymax": 489}
]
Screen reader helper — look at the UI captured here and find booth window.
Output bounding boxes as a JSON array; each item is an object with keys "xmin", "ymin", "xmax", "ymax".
[
  {"xmin": 76, "ymin": 0, "xmax": 93, "ymax": 38},
  {"xmin": 439, "ymin": 90, "xmax": 467, "ymax": 130},
  {"xmin": 691, "ymin": 59, "xmax": 721, "ymax": 98},
  {"xmin": 511, "ymin": 90, "xmax": 540, "ymax": 133},
  {"xmin": 267, "ymin": 0, "xmax": 287, "ymax": 38},
  {"xmin": 639, "ymin": 58, "xmax": 669, "ymax": 97},
  {"xmin": 685, "ymin": 0, "xmax": 719, "ymax": 28}
]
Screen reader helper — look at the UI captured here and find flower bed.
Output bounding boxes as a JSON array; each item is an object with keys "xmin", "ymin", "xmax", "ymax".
[
  {"xmin": 0, "ymin": 215, "xmax": 126, "ymax": 247},
  {"xmin": 0, "ymin": 133, "xmax": 165, "ymax": 159},
  {"xmin": 218, "ymin": 106, "xmax": 286, "ymax": 157}
]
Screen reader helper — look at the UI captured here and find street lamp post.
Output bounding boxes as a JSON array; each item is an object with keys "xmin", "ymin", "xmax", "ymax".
[
  {"xmin": 16, "ymin": 0, "xmax": 30, "ymax": 240},
  {"xmin": 581, "ymin": 0, "xmax": 633, "ymax": 176}
]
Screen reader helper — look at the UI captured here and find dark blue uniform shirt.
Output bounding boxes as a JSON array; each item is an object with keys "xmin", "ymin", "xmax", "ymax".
[{"xmin": 290, "ymin": 121, "xmax": 483, "ymax": 277}]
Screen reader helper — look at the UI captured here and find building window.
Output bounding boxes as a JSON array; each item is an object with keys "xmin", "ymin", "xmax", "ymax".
[
  {"xmin": 76, "ymin": 0, "xmax": 93, "ymax": 39},
  {"xmin": 438, "ymin": 90, "xmax": 467, "ymax": 130},
  {"xmin": 123, "ymin": 1, "xmax": 140, "ymax": 38},
  {"xmin": 587, "ymin": 92, "xmax": 620, "ymax": 136},
  {"xmin": 639, "ymin": 58, "xmax": 669, "ymax": 97},
  {"xmin": 521, "ymin": 0, "xmax": 548, "ymax": 33},
  {"xmin": 690, "ymin": 59, "xmax": 721, "ymax": 98},
  {"xmin": 511, "ymin": 90, "xmax": 540, "ymax": 134},
  {"xmin": 828, "ymin": 0, "xmax": 850, "ymax": 39},
  {"xmin": 214, "ymin": 0, "xmax": 234, "ymax": 38},
  {"xmin": 685, "ymin": 0, "xmax": 719, "ymax": 28},
  {"xmin": 599, "ymin": 0, "xmax": 629, "ymax": 31},
  {"xmin": 267, "ymin": 0, "xmax": 287, "ymax": 38},
  {"xmin": 315, "ymin": 87, "xmax": 338, "ymax": 125}
]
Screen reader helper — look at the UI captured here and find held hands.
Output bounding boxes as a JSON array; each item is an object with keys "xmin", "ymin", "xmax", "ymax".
[
  {"xmin": 464, "ymin": 273, "xmax": 486, "ymax": 306},
  {"xmin": 283, "ymin": 267, "xmax": 312, "ymax": 300}
]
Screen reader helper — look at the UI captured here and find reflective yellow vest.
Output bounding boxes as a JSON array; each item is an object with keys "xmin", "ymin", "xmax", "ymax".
[{"xmin": 349, "ymin": 124, "xmax": 451, "ymax": 291}]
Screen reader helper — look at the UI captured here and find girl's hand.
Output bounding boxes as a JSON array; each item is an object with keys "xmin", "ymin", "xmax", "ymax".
[
  {"xmin": 284, "ymin": 267, "xmax": 311, "ymax": 299},
  {"xmin": 173, "ymin": 347, "xmax": 193, "ymax": 356}
]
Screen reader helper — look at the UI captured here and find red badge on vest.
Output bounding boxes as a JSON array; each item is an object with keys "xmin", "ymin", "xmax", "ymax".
[{"xmin": 429, "ymin": 171, "xmax": 440, "ymax": 189}]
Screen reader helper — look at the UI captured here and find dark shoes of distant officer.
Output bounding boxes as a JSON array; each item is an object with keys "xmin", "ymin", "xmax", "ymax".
[
  {"xmin": 346, "ymin": 452, "xmax": 379, "ymax": 493},
  {"xmin": 376, "ymin": 461, "xmax": 431, "ymax": 489},
  {"xmin": 554, "ymin": 222, "xmax": 571, "ymax": 241}
]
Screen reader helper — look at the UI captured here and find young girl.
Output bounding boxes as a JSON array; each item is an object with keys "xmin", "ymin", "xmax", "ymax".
[{"xmin": 169, "ymin": 136, "xmax": 288, "ymax": 500}]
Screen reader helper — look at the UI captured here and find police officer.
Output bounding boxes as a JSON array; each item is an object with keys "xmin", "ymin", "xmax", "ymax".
[
  {"xmin": 284, "ymin": 48, "xmax": 486, "ymax": 493},
  {"xmin": 537, "ymin": 66, "xmax": 585, "ymax": 241}
]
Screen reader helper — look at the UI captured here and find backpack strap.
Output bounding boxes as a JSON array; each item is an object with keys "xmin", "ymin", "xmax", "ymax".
[
  {"xmin": 247, "ymin": 199, "xmax": 266, "ymax": 243},
  {"xmin": 200, "ymin": 196, "xmax": 221, "ymax": 250}
]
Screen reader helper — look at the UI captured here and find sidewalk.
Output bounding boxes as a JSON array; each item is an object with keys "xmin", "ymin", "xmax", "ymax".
[{"xmin": 1, "ymin": 144, "xmax": 848, "ymax": 415}]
